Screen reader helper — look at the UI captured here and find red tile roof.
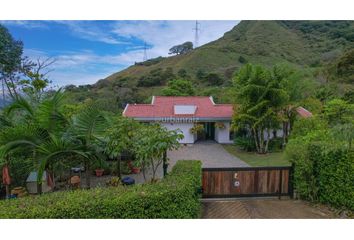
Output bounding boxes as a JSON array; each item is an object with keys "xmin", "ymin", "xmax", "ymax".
[
  {"xmin": 296, "ymin": 107, "xmax": 313, "ymax": 118},
  {"xmin": 123, "ymin": 96, "xmax": 233, "ymax": 119}
]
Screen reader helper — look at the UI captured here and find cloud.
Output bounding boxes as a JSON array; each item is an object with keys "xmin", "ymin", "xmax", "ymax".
[
  {"xmin": 24, "ymin": 48, "xmax": 126, "ymax": 86},
  {"xmin": 55, "ymin": 21, "xmax": 129, "ymax": 45},
  {"xmin": 112, "ymin": 20, "xmax": 238, "ymax": 58},
  {"xmin": 0, "ymin": 20, "xmax": 49, "ymax": 29}
]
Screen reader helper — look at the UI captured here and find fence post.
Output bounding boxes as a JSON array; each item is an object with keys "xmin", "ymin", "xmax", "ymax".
[{"xmin": 289, "ymin": 163, "xmax": 295, "ymax": 199}]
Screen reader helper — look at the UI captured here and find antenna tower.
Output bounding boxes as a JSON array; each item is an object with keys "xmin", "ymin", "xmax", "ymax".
[
  {"xmin": 143, "ymin": 41, "xmax": 148, "ymax": 61},
  {"xmin": 193, "ymin": 21, "xmax": 201, "ymax": 48}
]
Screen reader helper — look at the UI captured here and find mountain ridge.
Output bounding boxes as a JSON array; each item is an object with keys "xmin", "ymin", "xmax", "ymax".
[{"xmin": 67, "ymin": 20, "xmax": 354, "ymax": 106}]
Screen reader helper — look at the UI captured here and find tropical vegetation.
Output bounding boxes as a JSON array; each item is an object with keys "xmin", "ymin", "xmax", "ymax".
[{"xmin": 0, "ymin": 160, "xmax": 202, "ymax": 218}]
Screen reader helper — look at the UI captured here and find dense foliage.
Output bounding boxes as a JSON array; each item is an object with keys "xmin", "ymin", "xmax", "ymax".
[
  {"xmin": 0, "ymin": 160, "xmax": 202, "ymax": 218},
  {"xmin": 168, "ymin": 41, "xmax": 193, "ymax": 55},
  {"xmin": 232, "ymin": 63, "xmax": 316, "ymax": 153},
  {"xmin": 286, "ymin": 99, "xmax": 354, "ymax": 210},
  {"xmin": 161, "ymin": 79, "xmax": 196, "ymax": 96}
]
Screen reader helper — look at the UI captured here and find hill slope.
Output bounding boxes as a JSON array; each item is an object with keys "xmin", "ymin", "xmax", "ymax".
[{"xmin": 67, "ymin": 20, "xmax": 354, "ymax": 106}]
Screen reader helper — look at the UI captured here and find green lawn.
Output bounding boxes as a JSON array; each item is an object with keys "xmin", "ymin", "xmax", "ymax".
[{"xmin": 223, "ymin": 145, "xmax": 291, "ymax": 167}]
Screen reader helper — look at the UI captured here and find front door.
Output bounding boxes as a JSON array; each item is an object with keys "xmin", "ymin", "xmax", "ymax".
[{"xmin": 204, "ymin": 122, "xmax": 215, "ymax": 140}]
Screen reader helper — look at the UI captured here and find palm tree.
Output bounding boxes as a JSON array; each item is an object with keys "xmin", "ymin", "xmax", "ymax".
[
  {"xmin": 0, "ymin": 89, "xmax": 79, "ymax": 192},
  {"xmin": 0, "ymin": 88, "xmax": 110, "ymax": 191},
  {"xmin": 70, "ymin": 104, "xmax": 108, "ymax": 188},
  {"xmin": 0, "ymin": 127, "xmax": 88, "ymax": 193}
]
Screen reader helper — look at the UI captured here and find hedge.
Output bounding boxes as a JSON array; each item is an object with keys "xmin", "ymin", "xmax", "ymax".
[
  {"xmin": 0, "ymin": 160, "xmax": 202, "ymax": 218},
  {"xmin": 310, "ymin": 145, "xmax": 354, "ymax": 210},
  {"xmin": 289, "ymin": 141, "xmax": 354, "ymax": 210}
]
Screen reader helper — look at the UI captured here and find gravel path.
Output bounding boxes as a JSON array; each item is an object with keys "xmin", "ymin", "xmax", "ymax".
[{"xmin": 167, "ymin": 141, "xmax": 249, "ymax": 169}]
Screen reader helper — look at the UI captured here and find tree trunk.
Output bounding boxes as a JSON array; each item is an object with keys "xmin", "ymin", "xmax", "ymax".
[
  {"xmin": 259, "ymin": 128, "xmax": 265, "ymax": 154},
  {"xmin": 265, "ymin": 128, "xmax": 271, "ymax": 153},
  {"xmin": 37, "ymin": 182, "xmax": 42, "ymax": 195},
  {"xmin": 163, "ymin": 151, "xmax": 168, "ymax": 177},
  {"xmin": 282, "ymin": 122, "xmax": 289, "ymax": 147},
  {"xmin": 252, "ymin": 128, "xmax": 260, "ymax": 153},
  {"xmin": 117, "ymin": 155, "xmax": 121, "ymax": 179},
  {"xmin": 85, "ymin": 161, "xmax": 91, "ymax": 189},
  {"xmin": 141, "ymin": 163, "xmax": 146, "ymax": 181}
]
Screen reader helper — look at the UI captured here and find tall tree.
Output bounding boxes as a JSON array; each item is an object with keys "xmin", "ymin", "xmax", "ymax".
[
  {"xmin": 132, "ymin": 124, "xmax": 182, "ymax": 181},
  {"xmin": 232, "ymin": 64, "xmax": 288, "ymax": 154},
  {"xmin": 273, "ymin": 64, "xmax": 316, "ymax": 145},
  {"xmin": 0, "ymin": 24, "xmax": 23, "ymax": 100},
  {"xmin": 161, "ymin": 79, "xmax": 196, "ymax": 96},
  {"xmin": 104, "ymin": 117, "xmax": 141, "ymax": 178},
  {"xmin": 168, "ymin": 41, "xmax": 193, "ymax": 55}
]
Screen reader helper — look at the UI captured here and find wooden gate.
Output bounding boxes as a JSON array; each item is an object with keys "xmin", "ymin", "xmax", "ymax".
[{"xmin": 202, "ymin": 166, "xmax": 293, "ymax": 198}]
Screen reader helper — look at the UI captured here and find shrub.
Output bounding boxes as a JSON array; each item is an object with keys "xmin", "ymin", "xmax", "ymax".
[
  {"xmin": 287, "ymin": 135, "xmax": 354, "ymax": 210},
  {"xmin": 312, "ymin": 145, "xmax": 354, "ymax": 210},
  {"xmin": 268, "ymin": 137, "xmax": 283, "ymax": 152},
  {"xmin": 234, "ymin": 136, "xmax": 256, "ymax": 152},
  {"xmin": 0, "ymin": 160, "xmax": 202, "ymax": 218},
  {"xmin": 238, "ymin": 55, "xmax": 247, "ymax": 64}
]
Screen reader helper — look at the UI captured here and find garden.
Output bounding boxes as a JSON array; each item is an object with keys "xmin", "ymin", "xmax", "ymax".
[{"xmin": 0, "ymin": 88, "xmax": 187, "ymax": 198}]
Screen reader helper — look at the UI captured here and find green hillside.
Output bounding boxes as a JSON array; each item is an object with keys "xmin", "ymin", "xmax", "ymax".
[{"xmin": 67, "ymin": 20, "xmax": 354, "ymax": 106}]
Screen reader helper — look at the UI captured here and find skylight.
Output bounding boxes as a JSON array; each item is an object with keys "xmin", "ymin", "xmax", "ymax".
[{"xmin": 174, "ymin": 105, "xmax": 197, "ymax": 115}]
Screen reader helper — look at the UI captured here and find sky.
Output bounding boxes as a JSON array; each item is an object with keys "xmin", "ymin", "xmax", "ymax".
[{"xmin": 1, "ymin": 20, "xmax": 239, "ymax": 86}]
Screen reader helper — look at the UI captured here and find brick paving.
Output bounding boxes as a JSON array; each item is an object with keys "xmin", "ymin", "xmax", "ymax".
[
  {"xmin": 202, "ymin": 201, "xmax": 251, "ymax": 219},
  {"xmin": 202, "ymin": 199, "xmax": 336, "ymax": 219},
  {"xmin": 167, "ymin": 141, "xmax": 249, "ymax": 169}
]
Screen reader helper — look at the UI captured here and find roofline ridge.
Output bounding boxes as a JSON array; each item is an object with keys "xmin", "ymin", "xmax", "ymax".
[{"xmin": 122, "ymin": 103, "xmax": 129, "ymax": 116}]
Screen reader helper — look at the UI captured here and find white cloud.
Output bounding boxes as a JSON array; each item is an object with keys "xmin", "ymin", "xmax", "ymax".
[
  {"xmin": 24, "ymin": 48, "xmax": 127, "ymax": 86},
  {"xmin": 0, "ymin": 20, "xmax": 48, "ymax": 29},
  {"xmin": 112, "ymin": 20, "xmax": 239, "ymax": 59},
  {"xmin": 55, "ymin": 21, "xmax": 129, "ymax": 45}
]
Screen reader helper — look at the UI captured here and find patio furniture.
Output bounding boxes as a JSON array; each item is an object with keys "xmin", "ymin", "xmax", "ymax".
[
  {"xmin": 69, "ymin": 175, "xmax": 81, "ymax": 189},
  {"xmin": 122, "ymin": 177, "xmax": 135, "ymax": 185}
]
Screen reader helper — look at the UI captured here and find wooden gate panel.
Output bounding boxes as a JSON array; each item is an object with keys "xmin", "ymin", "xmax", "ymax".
[{"xmin": 202, "ymin": 166, "xmax": 292, "ymax": 198}]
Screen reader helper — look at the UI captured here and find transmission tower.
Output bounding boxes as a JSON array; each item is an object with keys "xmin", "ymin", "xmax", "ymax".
[
  {"xmin": 193, "ymin": 21, "xmax": 201, "ymax": 48},
  {"xmin": 143, "ymin": 41, "xmax": 148, "ymax": 61}
]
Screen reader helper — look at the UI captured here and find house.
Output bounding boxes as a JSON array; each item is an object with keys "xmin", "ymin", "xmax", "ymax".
[
  {"xmin": 123, "ymin": 96, "xmax": 313, "ymax": 144},
  {"xmin": 123, "ymin": 96, "xmax": 234, "ymax": 144}
]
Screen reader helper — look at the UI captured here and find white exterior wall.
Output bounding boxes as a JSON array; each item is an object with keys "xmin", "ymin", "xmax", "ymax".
[
  {"xmin": 263, "ymin": 129, "xmax": 284, "ymax": 140},
  {"xmin": 161, "ymin": 122, "xmax": 196, "ymax": 144},
  {"xmin": 215, "ymin": 121, "xmax": 233, "ymax": 144}
]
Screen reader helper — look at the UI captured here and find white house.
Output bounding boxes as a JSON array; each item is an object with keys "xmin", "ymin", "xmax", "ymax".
[{"xmin": 123, "ymin": 96, "xmax": 234, "ymax": 144}]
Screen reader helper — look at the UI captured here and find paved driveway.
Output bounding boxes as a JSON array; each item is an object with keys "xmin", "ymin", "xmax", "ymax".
[
  {"xmin": 167, "ymin": 141, "xmax": 249, "ymax": 169},
  {"xmin": 202, "ymin": 199, "xmax": 337, "ymax": 219}
]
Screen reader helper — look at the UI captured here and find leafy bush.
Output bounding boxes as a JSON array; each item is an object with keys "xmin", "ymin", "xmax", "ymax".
[
  {"xmin": 286, "ymin": 118, "xmax": 354, "ymax": 210},
  {"xmin": 0, "ymin": 160, "xmax": 202, "ymax": 218},
  {"xmin": 238, "ymin": 55, "xmax": 247, "ymax": 64},
  {"xmin": 313, "ymin": 145, "xmax": 354, "ymax": 210},
  {"xmin": 268, "ymin": 137, "xmax": 283, "ymax": 152},
  {"xmin": 234, "ymin": 136, "xmax": 256, "ymax": 152},
  {"xmin": 137, "ymin": 68, "xmax": 175, "ymax": 87}
]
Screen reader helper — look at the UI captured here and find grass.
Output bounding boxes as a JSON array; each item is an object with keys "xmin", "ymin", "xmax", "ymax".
[{"xmin": 222, "ymin": 144, "xmax": 291, "ymax": 167}]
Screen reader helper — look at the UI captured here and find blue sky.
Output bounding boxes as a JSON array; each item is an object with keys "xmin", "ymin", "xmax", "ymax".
[{"xmin": 1, "ymin": 20, "xmax": 239, "ymax": 86}]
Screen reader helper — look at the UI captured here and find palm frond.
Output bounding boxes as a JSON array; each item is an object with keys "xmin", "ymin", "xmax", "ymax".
[
  {"xmin": 4, "ymin": 95, "xmax": 35, "ymax": 120},
  {"xmin": 36, "ymin": 88, "xmax": 68, "ymax": 133},
  {"xmin": 72, "ymin": 104, "xmax": 107, "ymax": 143}
]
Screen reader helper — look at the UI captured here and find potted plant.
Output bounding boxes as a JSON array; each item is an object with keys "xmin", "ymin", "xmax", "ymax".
[
  {"xmin": 127, "ymin": 160, "xmax": 141, "ymax": 174},
  {"xmin": 94, "ymin": 159, "xmax": 105, "ymax": 177},
  {"xmin": 190, "ymin": 123, "xmax": 204, "ymax": 134},
  {"xmin": 215, "ymin": 122, "xmax": 226, "ymax": 129}
]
